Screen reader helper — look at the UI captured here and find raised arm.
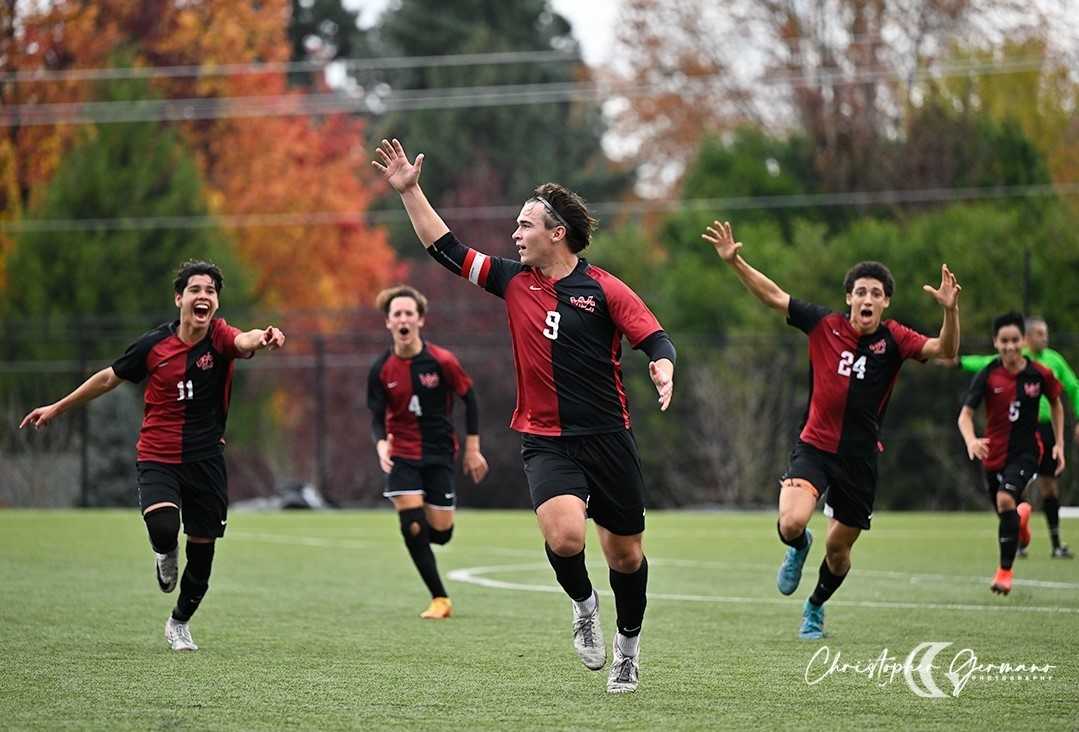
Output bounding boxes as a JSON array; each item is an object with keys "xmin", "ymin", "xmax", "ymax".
[
  {"xmin": 371, "ymin": 138, "xmax": 448, "ymax": 248},
  {"xmin": 702, "ymin": 220, "xmax": 790, "ymax": 313},
  {"xmin": 20, "ymin": 366, "xmax": 124, "ymax": 430},
  {"xmin": 919, "ymin": 264, "xmax": 961, "ymax": 360}
]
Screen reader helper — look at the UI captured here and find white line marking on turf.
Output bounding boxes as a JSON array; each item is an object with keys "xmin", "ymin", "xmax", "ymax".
[
  {"xmin": 446, "ymin": 563, "xmax": 1079, "ymax": 615},
  {"xmin": 230, "ymin": 531, "xmax": 369, "ymax": 550}
]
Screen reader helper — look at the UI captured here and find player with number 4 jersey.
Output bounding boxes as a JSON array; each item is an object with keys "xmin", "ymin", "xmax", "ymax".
[{"xmin": 703, "ymin": 220, "xmax": 961, "ymax": 640}]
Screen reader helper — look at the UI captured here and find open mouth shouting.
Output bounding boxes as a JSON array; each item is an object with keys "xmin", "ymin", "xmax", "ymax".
[
  {"xmin": 397, "ymin": 325, "xmax": 411, "ymax": 338},
  {"xmin": 192, "ymin": 302, "xmax": 212, "ymax": 321}
]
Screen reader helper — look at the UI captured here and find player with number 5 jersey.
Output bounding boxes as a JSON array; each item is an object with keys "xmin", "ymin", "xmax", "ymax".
[
  {"xmin": 703, "ymin": 220, "xmax": 961, "ymax": 640},
  {"xmin": 373, "ymin": 138, "xmax": 675, "ymax": 694}
]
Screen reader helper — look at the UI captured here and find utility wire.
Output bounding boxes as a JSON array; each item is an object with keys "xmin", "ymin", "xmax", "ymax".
[
  {"xmin": 3, "ymin": 182, "xmax": 1075, "ymax": 234},
  {"xmin": 0, "ymin": 57, "xmax": 1052, "ymax": 127}
]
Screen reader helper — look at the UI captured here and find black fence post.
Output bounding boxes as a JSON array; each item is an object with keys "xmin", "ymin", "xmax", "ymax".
[
  {"xmin": 314, "ymin": 335, "xmax": 328, "ymax": 496},
  {"xmin": 77, "ymin": 327, "xmax": 90, "ymax": 508}
]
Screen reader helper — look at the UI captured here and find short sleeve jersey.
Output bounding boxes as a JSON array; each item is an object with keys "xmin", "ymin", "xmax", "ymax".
[
  {"xmin": 428, "ymin": 232, "xmax": 664, "ymax": 436},
  {"xmin": 367, "ymin": 342, "xmax": 473, "ymax": 463},
  {"xmin": 111, "ymin": 318, "xmax": 248, "ymax": 463},
  {"xmin": 963, "ymin": 358, "xmax": 1062, "ymax": 472},
  {"xmin": 787, "ymin": 298, "xmax": 929, "ymax": 456}
]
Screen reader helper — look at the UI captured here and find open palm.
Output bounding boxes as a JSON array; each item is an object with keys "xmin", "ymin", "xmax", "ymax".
[
  {"xmin": 702, "ymin": 220, "xmax": 742, "ymax": 261},
  {"xmin": 923, "ymin": 264, "xmax": 961, "ymax": 309},
  {"xmin": 372, "ymin": 138, "xmax": 423, "ymax": 193}
]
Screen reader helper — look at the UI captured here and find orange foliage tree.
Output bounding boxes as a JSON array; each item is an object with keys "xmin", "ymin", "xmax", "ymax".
[{"xmin": 0, "ymin": 0, "xmax": 395, "ymax": 309}]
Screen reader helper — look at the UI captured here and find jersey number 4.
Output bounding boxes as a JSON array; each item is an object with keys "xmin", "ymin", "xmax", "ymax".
[
  {"xmin": 408, "ymin": 394, "xmax": 423, "ymax": 417},
  {"xmin": 837, "ymin": 351, "xmax": 867, "ymax": 380}
]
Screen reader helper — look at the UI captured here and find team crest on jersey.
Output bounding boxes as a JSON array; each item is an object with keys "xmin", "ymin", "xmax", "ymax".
[
  {"xmin": 570, "ymin": 295, "xmax": 597, "ymax": 312},
  {"xmin": 419, "ymin": 372, "xmax": 440, "ymax": 388},
  {"xmin": 869, "ymin": 339, "xmax": 887, "ymax": 355},
  {"xmin": 1024, "ymin": 382, "xmax": 1041, "ymax": 398},
  {"xmin": 196, "ymin": 352, "xmax": 214, "ymax": 370}
]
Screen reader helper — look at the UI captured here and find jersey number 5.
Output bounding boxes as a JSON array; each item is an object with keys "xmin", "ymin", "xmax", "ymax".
[
  {"xmin": 543, "ymin": 311, "xmax": 561, "ymax": 340},
  {"xmin": 837, "ymin": 351, "xmax": 867, "ymax": 380},
  {"xmin": 1008, "ymin": 400, "xmax": 1020, "ymax": 422}
]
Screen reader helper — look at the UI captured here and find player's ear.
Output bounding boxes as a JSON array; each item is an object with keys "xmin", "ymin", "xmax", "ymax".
[
  {"xmin": 417, "ymin": 316, "xmax": 425, "ymax": 328},
  {"xmin": 175, "ymin": 292, "xmax": 183, "ymax": 309},
  {"xmin": 845, "ymin": 292, "xmax": 853, "ymax": 306},
  {"xmin": 882, "ymin": 296, "xmax": 891, "ymax": 309}
]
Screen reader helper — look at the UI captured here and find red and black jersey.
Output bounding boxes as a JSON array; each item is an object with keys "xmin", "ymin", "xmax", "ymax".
[
  {"xmin": 788, "ymin": 298, "xmax": 929, "ymax": 457},
  {"xmin": 367, "ymin": 342, "xmax": 474, "ymax": 463},
  {"xmin": 963, "ymin": 358, "xmax": 1062, "ymax": 472},
  {"xmin": 429, "ymin": 232, "xmax": 666, "ymax": 436},
  {"xmin": 111, "ymin": 318, "xmax": 249, "ymax": 464}
]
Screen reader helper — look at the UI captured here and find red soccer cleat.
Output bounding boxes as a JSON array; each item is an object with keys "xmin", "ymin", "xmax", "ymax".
[
  {"xmin": 1017, "ymin": 502, "xmax": 1032, "ymax": 549},
  {"xmin": 991, "ymin": 568, "xmax": 1013, "ymax": 595}
]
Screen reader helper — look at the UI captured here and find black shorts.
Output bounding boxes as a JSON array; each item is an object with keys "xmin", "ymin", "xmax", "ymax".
[
  {"xmin": 1036, "ymin": 423, "xmax": 1057, "ymax": 477},
  {"xmin": 984, "ymin": 456, "xmax": 1039, "ymax": 505},
  {"xmin": 137, "ymin": 457, "xmax": 228, "ymax": 538},
  {"xmin": 520, "ymin": 429, "xmax": 646, "ymax": 536},
  {"xmin": 781, "ymin": 440, "xmax": 878, "ymax": 530},
  {"xmin": 383, "ymin": 459, "xmax": 456, "ymax": 510}
]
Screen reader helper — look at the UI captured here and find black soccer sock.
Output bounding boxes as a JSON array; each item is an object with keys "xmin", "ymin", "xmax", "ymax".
[
  {"xmin": 808, "ymin": 558, "xmax": 848, "ymax": 607},
  {"xmin": 777, "ymin": 521, "xmax": 808, "ymax": 551},
  {"xmin": 1044, "ymin": 496, "xmax": 1062, "ymax": 549},
  {"xmin": 544, "ymin": 544, "xmax": 593, "ymax": 603},
  {"xmin": 143, "ymin": 506, "xmax": 180, "ymax": 554},
  {"xmin": 429, "ymin": 525, "xmax": 454, "ymax": 546},
  {"xmin": 998, "ymin": 508, "xmax": 1020, "ymax": 569},
  {"xmin": 172, "ymin": 540, "xmax": 215, "ymax": 623},
  {"xmin": 609, "ymin": 556, "xmax": 648, "ymax": 637},
  {"xmin": 398, "ymin": 508, "xmax": 447, "ymax": 598}
]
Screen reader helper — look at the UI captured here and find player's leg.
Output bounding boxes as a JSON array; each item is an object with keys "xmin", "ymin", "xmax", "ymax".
[
  {"xmin": 385, "ymin": 459, "xmax": 449, "ymax": 616},
  {"xmin": 800, "ymin": 519, "xmax": 861, "ymax": 638},
  {"xmin": 992, "ymin": 487, "xmax": 1019, "ymax": 594},
  {"xmin": 167, "ymin": 457, "xmax": 228, "ymax": 651},
  {"xmin": 523, "ymin": 434, "xmax": 602, "ymax": 670},
  {"xmin": 1034, "ymin": 424, "xmax": 1069, "ymax": 556},
  {"xmin": 137, "ymin": 462, "xmax": 181, "ymax": 593},
  {"xmin": 418, "ymin": 464, "xmax": 456, "ymax": 619},
  {"xmin": 777, "ymin": 442, "xmax": 826, "ymax": 595},
  {"xmin": 596, "ymin": 526, "xmax": 645, "ymax": 693}
]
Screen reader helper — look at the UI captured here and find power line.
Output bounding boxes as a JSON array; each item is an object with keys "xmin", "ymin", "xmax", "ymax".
[
  {"xmin": 3, "ymin": 182, "xmax": 1075, "ymax": 234},
  {"xmin": 0, "ymin": 49, "xmax": 580, "ymax": 84},
  {"xmin": 0, "ymin": 57, "xmax": 1052, "ymax": 128}
]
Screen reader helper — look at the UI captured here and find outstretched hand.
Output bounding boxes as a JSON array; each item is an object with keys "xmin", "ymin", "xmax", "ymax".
[
  {"xmin": 701, "ymin": 220, "xmax": 742, "ymax": 261},
  {"xmin": 1053, "ymin": 444, "xmax": 1066, "ymax": 476},
  {"xmin": 20, "ymin": 404, "xmax": 58, "ymax": 430},
  {"xmin": 650, "ymin": 360, "xmax": 674, "ymax": 411},
  {"xmin": 259, "ymin": 326, "xmax": 286, "ymax": 351},
  {"xmin": 371, "ymin": 138, "xmax": 424, "ymax": 193},
  {"xmin": 966, "ymin": 437, "xmax": 989, "ymax": 462},
  {"xmin": 923, "ymin": 264, "xmax": 961, "ymax": 310}
]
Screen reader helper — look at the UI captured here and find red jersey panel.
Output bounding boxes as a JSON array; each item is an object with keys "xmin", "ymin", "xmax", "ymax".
[
  {"xmin": 788, "ymin": 298, "xmax": 929, "ymax": 456},
  {"xmin": 429, "ymin": 232, "xmax": 664, "ymax": 436},
  {"xmin": 111, "ymin": 318, "xmax": 247, "ymax": 463},
  {"xmin": 963, "ymin": 358, "xmax": 1062, "ymax": 472},
  {"xmin": 367, "ymin": 342, "xmax": 472, "ymax": 463}
]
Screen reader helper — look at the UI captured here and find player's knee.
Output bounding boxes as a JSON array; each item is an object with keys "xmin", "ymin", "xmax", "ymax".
[
  {"xmin": 546, "ymin": 532, "xmax": 585, "ymax": 557},
  {"xmin": 607, "ymin": 547, "xmax": 643, "ymax": 574},
  {"xmin": 429, "ymin": 525, "xmax": 454, "ymax": 545},
  {"xmin": 143, "ymin": 506, "xmax": 180, "ymax": 554},
  {"xmin": 996, "ymin": 492, "xmax": 1017, "ymax": 513},
  {"xmin": 1040, "ymin": 480, "xmax": 1058, "ymax": 498},
  {"xmin": 777, "ymin": 514, "xmax": 806, "ymax": 541},
  {"xmin": 398, "ymin": 507, "xmax": 429, "ymax": 542}
]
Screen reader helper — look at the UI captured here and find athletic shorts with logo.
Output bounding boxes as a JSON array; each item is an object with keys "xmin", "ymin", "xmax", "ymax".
[
  {"xmin": 521, "ymin": 429, "xmax": 646, "ymax": 536},
  {"xmin": 983, "ymin": 455, "xmax": 1039, "ymax": 505},
  {"xmin": 137, "ymin": 455, "xmax": 228, "ymax": 537},
  {"xmin": 384, "ymin": 458, "xmax": 456, "ymax": 510},
  {"xmin": 782, "ymin": 440, "xmax": 878, "ymax": 530}
]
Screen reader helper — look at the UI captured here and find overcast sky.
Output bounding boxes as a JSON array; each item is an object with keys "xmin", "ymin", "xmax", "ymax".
[{"xmin": 345, "ymin": 0, "xmax": 621, "ymax": 65}]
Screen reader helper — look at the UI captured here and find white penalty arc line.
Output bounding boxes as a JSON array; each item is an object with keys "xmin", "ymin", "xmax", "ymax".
[{"xmin": 446, "ymin": 563, "xmax": 1079, "ymax": 615}]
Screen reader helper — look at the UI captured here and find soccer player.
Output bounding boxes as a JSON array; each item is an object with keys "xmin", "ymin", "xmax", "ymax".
[
  {"xmin": 20, "ymin": 260, "xmax": 285, "ymax": 652},
  {"xmin": 372, "ymin": 139, "xmax": 675, "ymax": 694},
  {"xmin": 957, "ymin": 312, "xmax": 1065, "ymax": 593},
  {"xmin": 947, "ymin": 316, "xmax": 1077, "ymax": 558},
  {"xmin": 702, "ymin": 220, "xmax": 960, "ymax": 640},
  {"xmin": 367, "ymin": 284, "xmax": 489, "ymax": 620}
]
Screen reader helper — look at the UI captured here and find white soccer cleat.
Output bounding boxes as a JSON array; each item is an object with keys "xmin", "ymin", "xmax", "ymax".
[
  {"xmin": 165, "ymin": 616, "xmax": 198, "ymax": 652},
  {"xmin": 572, "ymin": 590, "xmax": 606, "ymax": 670},
  {"xmin": 607, "ymin": 633, "xmax": 640, "ymax": 693},
  {"xmin": 155, "ymin": 547, "xmax": 179, "ymax": 593}
]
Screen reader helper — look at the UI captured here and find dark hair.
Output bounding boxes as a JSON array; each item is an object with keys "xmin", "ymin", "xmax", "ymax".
[
  {"xmin": 843, "ymin": 261, "xmax": 894, "ymax": 297},
  {"xmin": 993, "ymin": 311, "xmax": 1025, "ymax": 337},
  {"xmin": 527, "ymin": 182, "xmax": 599, "ymax": 254},
  {"xmin": 174, "ymin": 260, "xmax": 223, "ymax": 294},
  {"xmin": 375, "ymin": 284, "xmax": 428, "ymax": 316}
]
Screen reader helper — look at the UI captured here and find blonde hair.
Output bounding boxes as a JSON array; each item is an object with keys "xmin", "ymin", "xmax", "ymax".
[{"xmin": 375, "ymin": 285, "xmax": 428, "ymax": 316}]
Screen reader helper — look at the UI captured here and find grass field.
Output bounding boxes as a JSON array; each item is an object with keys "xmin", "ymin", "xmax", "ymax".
[{"xmin": 2, "ymin": 509, "xmax": 1077, "ymax": 730}]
